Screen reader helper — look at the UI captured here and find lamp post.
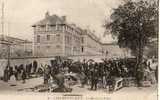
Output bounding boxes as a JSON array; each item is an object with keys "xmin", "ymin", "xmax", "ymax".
[
  {"xmin": 1, "ymin": 39, "xmax": 12, "ymax": 82},
  {"xmin": 1, "ymin": 40, "xmax": 12, "ymax": 68}
]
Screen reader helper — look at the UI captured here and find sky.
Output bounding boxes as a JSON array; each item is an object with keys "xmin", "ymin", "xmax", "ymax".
[{"xmin": 0, "ymin": 0, "xmax": 122, "ymax": 43}]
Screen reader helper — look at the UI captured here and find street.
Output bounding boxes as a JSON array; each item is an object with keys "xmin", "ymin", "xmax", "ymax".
[{"xmin": 0, "ymin": 77, "xmax": 157, "ymax": 100}]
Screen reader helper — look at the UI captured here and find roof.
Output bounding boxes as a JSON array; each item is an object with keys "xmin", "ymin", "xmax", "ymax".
[
  {"xmin": 82, "ymin": 29, "xmax": 102, "ymax": 44},
  {"xmin": 32, "ymin": 14, "xmax": 65, "ymax": 27},
  {"xmin": 32, "ymin": 13, "xmax": 115, "ymax": 45},
  {"xmin": 0, "ymin": 35, "xmax": 32, "ymax": 44}
]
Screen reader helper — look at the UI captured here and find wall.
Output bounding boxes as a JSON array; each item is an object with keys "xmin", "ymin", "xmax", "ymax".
[
  {"xmin": 102, "ymin": 44, "xmax": 132, "ymax": 58},
  {"xmin": 34, "ymin": 25, "xmax": 64, "ymax": 56},
  {"xmin": 0, "ymin": 42, "xmax": 33, "ymax": 58},
  {"xmin": 34, "ymin": 24, "xmax": 82, "ymax": 57},
  {"xmin": 82, "ymin": 34, "xmax": 102, "ymax": 56}
]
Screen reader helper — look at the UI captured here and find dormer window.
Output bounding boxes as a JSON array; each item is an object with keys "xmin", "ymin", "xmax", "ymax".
[{"xmin": 41, "ymin": 25, "xmax": 46, "ymax": 31}]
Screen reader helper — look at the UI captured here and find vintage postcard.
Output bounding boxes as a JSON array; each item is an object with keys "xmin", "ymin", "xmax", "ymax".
[{"xmin": 0, "ymin": 0, "xmax": 158, "ymax": 100}]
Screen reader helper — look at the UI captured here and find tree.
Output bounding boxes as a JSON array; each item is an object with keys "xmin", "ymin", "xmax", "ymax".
[
  {"xmin": 105, "ymin": 0, "xmax": 158, "ymax": 67},
  {"xmin": 145, "ymin": 39, "xmax": 158, "ymax": 58}
]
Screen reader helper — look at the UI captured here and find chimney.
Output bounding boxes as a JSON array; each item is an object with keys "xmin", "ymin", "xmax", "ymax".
[
  {"xmin": 61, "ymin": 16, "xmax": 66, "ymax": 22},
  {"xmin": 45, "ymin": 11, "xmax": 50, "ymax": 18}
]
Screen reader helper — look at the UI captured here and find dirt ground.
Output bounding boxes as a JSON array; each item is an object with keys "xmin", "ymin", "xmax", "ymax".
[{"xmin": 0, "ymin": 77, "xmax": 157, "ymax": 100}]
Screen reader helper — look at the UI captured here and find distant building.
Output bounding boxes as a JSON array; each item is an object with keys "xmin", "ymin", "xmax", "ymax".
[
  {"xmin": 0, "ymin": 35, "xmax": 32, "ymax": 58},
  {"xmin": 32, "ymin": 12, "xmax": 103, "ymax": 57},
  {"xmin": 101, "ymin": 43, "xmax": 132, "ymax": 58},
  {"xmin": 144, "ymin": 38, "xmax": 158, "ymax": 58}
]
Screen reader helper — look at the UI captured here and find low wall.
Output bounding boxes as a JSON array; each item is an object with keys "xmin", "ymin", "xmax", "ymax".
[{"xmin": 0, "ymin": 55, "xmax": 106, "ymax": 77}]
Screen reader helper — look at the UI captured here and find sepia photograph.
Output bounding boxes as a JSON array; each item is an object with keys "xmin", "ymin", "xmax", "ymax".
[{"xmin": 0, "ymin": 0, "xmax": 158, "ymax": 100}]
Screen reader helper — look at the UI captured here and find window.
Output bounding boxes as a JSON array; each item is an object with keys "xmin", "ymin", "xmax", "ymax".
[
  {"xmin": 81, "ymin": 37, "xmax": 84, "ymax": 43},
  {"xmin": 106, "ymin": 51, "xmax": 108, "ymax": 55},
  {"xmin": 56, "ymin": 34, "xmax": 60, "ymax": 41},
  {"xmin": 71, "ymin": 28, "xmax": 73, "ymax": 32},
  {"xmin": 46, "ymin": 46, "xmax": 50, "ymax": 49},
  {"xmin": 41, "ymin": 25, "xmax": 46, "ymax": 31},
  {"xmin": 57, "ymin": 25, "xmax": 62, "ymax": 31},
  {"xmin": 37, "ymin": 26, "xmax": 41, "ymax": 31},
  {"xmin": 37, "ymin": 35, "xmax": 40, "ymax": 43},
  {"xmin": 81, "ymin": 46, "xmax": 84, "ymax": 53},
  {"xmin": 56, "ymin": 45, "xmax": 61, "ymax": 48},
  {"xmin": 47, "ymin": 35, "xmax": 50, "ymax": 41}
]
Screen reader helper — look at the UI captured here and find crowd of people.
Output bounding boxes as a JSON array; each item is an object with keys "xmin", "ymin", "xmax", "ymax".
[
  {"xmin": 41, "ymin": 57, "xmax": 157, "ymax": 91},
  {"xmin": 2, "ymin": 57, "xmax": 157, "ymax": 92},
  {"xmin": 3, "ymin": 61, "xmax": 38, "ymax": 83}
]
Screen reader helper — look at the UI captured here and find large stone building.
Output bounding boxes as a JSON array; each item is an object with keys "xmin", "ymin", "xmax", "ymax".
[{"xmin": 32, "ymin": 12, "xmax": 103, "ymax": 57}]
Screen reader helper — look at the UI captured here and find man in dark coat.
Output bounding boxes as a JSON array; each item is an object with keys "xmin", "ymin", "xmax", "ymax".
[
  {"xmin": 33, "ymin": 61, "xmax": 38, "ymax": 74},
  {"xmin": 25, "ymin": 64, "xmax": 29, "ymax": 79},
  {"xmin": 90, "ymin": 63, "xmax": 99, "ymax": 90},
  {"xmin": 21, "ymin": 68, "xmax": 27, "ymax": 83},
  {"xmin": 155, "ymin": 65, "xmax": 158, "ymax": 83},
  {"xmin": 3, "ymin": 67, "xmax": 9, "ymax": 82},
  {"xmin": 43, "ymin": 65, "xmax": 51, "ymax": 84},
  {"xmin": 14, "ymin": 65, "xmax": 18, "ymax": 80}
]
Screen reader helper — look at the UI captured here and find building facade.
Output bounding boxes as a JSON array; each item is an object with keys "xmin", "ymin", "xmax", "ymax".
[
  {"xmin": 33, "ymin": 12, "xmax": 103, "ymax": 57},
  {"xmin": 0, "ymin": 35, "xmax": 32, "ymax": 58},
  {"xmin": 102, "ymin": 43, "xmax": 132, "ymax": 58},
  {"xmin": 81, "ymin": 30, "xmax": 102, "ymax": 56}
]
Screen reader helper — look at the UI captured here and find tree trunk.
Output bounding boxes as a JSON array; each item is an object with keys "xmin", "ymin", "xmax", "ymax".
[
  {"xmin": 136, "ymin": 29, "xmax": 144, "ymax": 69},
  {"xmin": 135, "ymin": 33, "xmax": 144, "ymax": 87}
]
